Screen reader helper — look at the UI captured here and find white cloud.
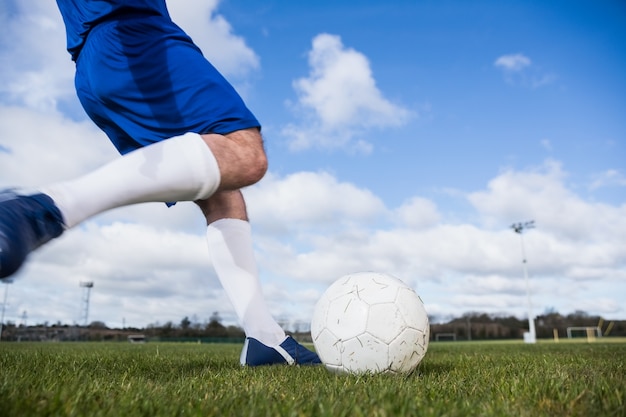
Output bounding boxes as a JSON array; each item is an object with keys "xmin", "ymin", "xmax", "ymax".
[
  {"xmin": 235, "ymin": 162, "xmax": 624, "ymax": 322},
  {"xmin": 589, "ymin": 169, "xmax": 626, "ymax": 190},
  {"xmin": 494, "ymin": 53, "xmax": 531, "ymax": 72},
  {"xmin": 394, "ymin": 197, "xmax": 441, "ymax": 230},
  {"xmin": 166, "ymin": 0, "xmax": 259, "ymax": 80},
  {"xmin": 4, "ymin": 160, "xmax": 626, "ymax": 327},
  {"xmin": 244, "ymin": 171, "xmax": 387, "ymax": 235},
  {"xmin": 0, "ymin": 106, "xmax": 117, "ymax": 188},
  {"xmin": 9, "ymin": 221, "xmax": 223, "ymax": 328},
  {"xmin": 467, "ymin": 160, "xmax": 626, "ymax": 243},
  {"xmin": 0, "ymin": 2, "xmax": 75, "ymax": 111},
  {"xmin": 494, "ymin": 53, "xmax": 556, "ymax": 88},
  {"xmin": 283, "ymin": 33, "xmax": 412, "ymax": 152}
]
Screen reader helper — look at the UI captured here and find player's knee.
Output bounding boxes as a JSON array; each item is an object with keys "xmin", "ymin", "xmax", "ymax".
[
  {"xmin": 237, "ymin": 128, "xmax": 268, "ymax": 185},
  {"xmin": 207, "ymin": 128, "xmax": 268, "ymax": 189},
  {"xmin": 248, "ymin": 144, "xmax": 268, "ymax": 184}
]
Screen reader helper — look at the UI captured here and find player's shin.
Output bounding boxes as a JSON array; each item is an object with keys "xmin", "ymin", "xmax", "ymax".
[{"xmin": 206, "ymin": 218, "xmax": 285, "ymax": 347}]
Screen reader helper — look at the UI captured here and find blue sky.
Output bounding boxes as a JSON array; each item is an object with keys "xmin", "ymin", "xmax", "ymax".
[
  {"xmin": 240, "ymin": 0, "xmax": 625, "ymax": 205},
  {"xmin": 1, "ymin": 0, "xmax": 624, "ymax": 330}
]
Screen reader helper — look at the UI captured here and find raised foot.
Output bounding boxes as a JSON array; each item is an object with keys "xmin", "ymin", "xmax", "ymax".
[{"xmin": 0, "ymin": 191, "xmax": 65, "ymax": 278}]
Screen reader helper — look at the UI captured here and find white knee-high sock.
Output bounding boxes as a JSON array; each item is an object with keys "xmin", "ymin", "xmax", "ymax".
[
  {"xmin": 41, "ymin": 133, "xmax": 220, "ymax": 228},
  {"xmin": 206, "ymin": 218, "xmax": 285, "ymax": 346}
]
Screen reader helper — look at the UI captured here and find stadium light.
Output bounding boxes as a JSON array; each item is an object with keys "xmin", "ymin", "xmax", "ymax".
[
  {"xmin": 79, "ymin": 281, "xmax": 94, "ymax": 326},
  {"xmin": 0, "ymin": 278, "xmax": 14, "ymax": 341},
  {"xmin": 511, "ymin": 221, "xmax": 536, "ymax": 344}
]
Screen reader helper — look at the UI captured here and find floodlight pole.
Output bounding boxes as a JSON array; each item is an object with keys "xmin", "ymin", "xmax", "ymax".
[
  {"xmin": 0, "ymin": 279, "xmax": 14, "ymax": 341},
  {"xmin": 511, "ymin": 221, "xmax": 536, "ymax": 344},
  {"xmin": 80, "ymin": 281, "xmax": 94, "ymax": 327}
]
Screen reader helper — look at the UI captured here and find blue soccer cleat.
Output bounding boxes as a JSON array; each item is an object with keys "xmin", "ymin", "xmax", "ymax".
[
  {"xmin": 240, "ymin": 335, "xmax": 322, "ymax": 366},
  {"xmin": 0, "ymin": 191, "xmax": 65, "ymax": 278}
]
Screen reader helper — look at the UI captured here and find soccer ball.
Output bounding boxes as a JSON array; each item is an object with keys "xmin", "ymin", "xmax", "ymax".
[{"xmin": 311, "ymin": 271, "xmax": 429, "ymax": 374}]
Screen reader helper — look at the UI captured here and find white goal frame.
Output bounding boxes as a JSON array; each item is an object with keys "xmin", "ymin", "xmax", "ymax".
[
  {"xmin": 566, "ymin": 326, "xmax": 602, "ymax": 340},
  {"xmin": 435, "ymin": 333, "xmax": 457, "ymax": 341},
  {"xmin": 127, "ymin": 334, "xmax": 146, "ymax": 343}
]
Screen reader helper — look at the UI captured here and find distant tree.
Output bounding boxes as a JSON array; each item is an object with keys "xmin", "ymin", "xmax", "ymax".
[
  {"xmin": 161, "ymin": 321, "xmax": 175, "ymax": 337},
  {"xmin": 226, "ymin": 325, "xmax": 245, "ymax": 339},
  {"xmin": 206, "ymin": 318, "xmax": 227, "ymax": 337},
  {"xmin": 209, "ymin": 311, "xmax": 222, "ymax": 325}
]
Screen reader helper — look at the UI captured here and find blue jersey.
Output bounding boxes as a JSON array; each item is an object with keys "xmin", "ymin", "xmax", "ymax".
[{"xmin": 56, "ymin": 0, "xmax": 170, "ymax": 61}]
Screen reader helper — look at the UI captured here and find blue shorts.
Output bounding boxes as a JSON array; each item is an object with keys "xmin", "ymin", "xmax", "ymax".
[{"xmin": 74, "ymin": 14, "xmax": 260, "ymax": 155}]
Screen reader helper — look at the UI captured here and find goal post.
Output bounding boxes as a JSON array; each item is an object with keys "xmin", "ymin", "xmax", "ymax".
[
  {"xmin": 566, "ymin": 326, "xmax": 602, "ymax": 342},
  {"xmin": 435, "ymin": 333, "xmax": 457, "ymax": 342}
]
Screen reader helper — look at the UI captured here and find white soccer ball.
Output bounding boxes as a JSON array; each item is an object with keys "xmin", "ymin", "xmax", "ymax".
[{"xmin": 311, "ymin": 271, "xmax": 430, "ymax": 374}]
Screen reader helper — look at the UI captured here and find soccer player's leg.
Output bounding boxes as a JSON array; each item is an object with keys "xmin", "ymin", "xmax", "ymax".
[
  {"xmin": 0, "ymin": 132, "xmax": 221, "ymax": 278},
  {"xmin": 199, "ymin": 188, "xmax": 320, "ymax": 366}
]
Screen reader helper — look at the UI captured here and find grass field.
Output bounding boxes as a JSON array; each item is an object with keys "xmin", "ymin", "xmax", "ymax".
[{"xmin": 1, "ymin": 339, "xmax": 624, "ymax": 417}]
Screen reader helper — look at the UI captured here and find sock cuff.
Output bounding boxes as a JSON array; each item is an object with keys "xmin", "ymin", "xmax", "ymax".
[
  {"xmin": 207, "ymin": 217, "xmax": 251, "ymax": 233},
  {"xmin": 174, "ymin": 132, "xmax": 221, "ymax": 200}
]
